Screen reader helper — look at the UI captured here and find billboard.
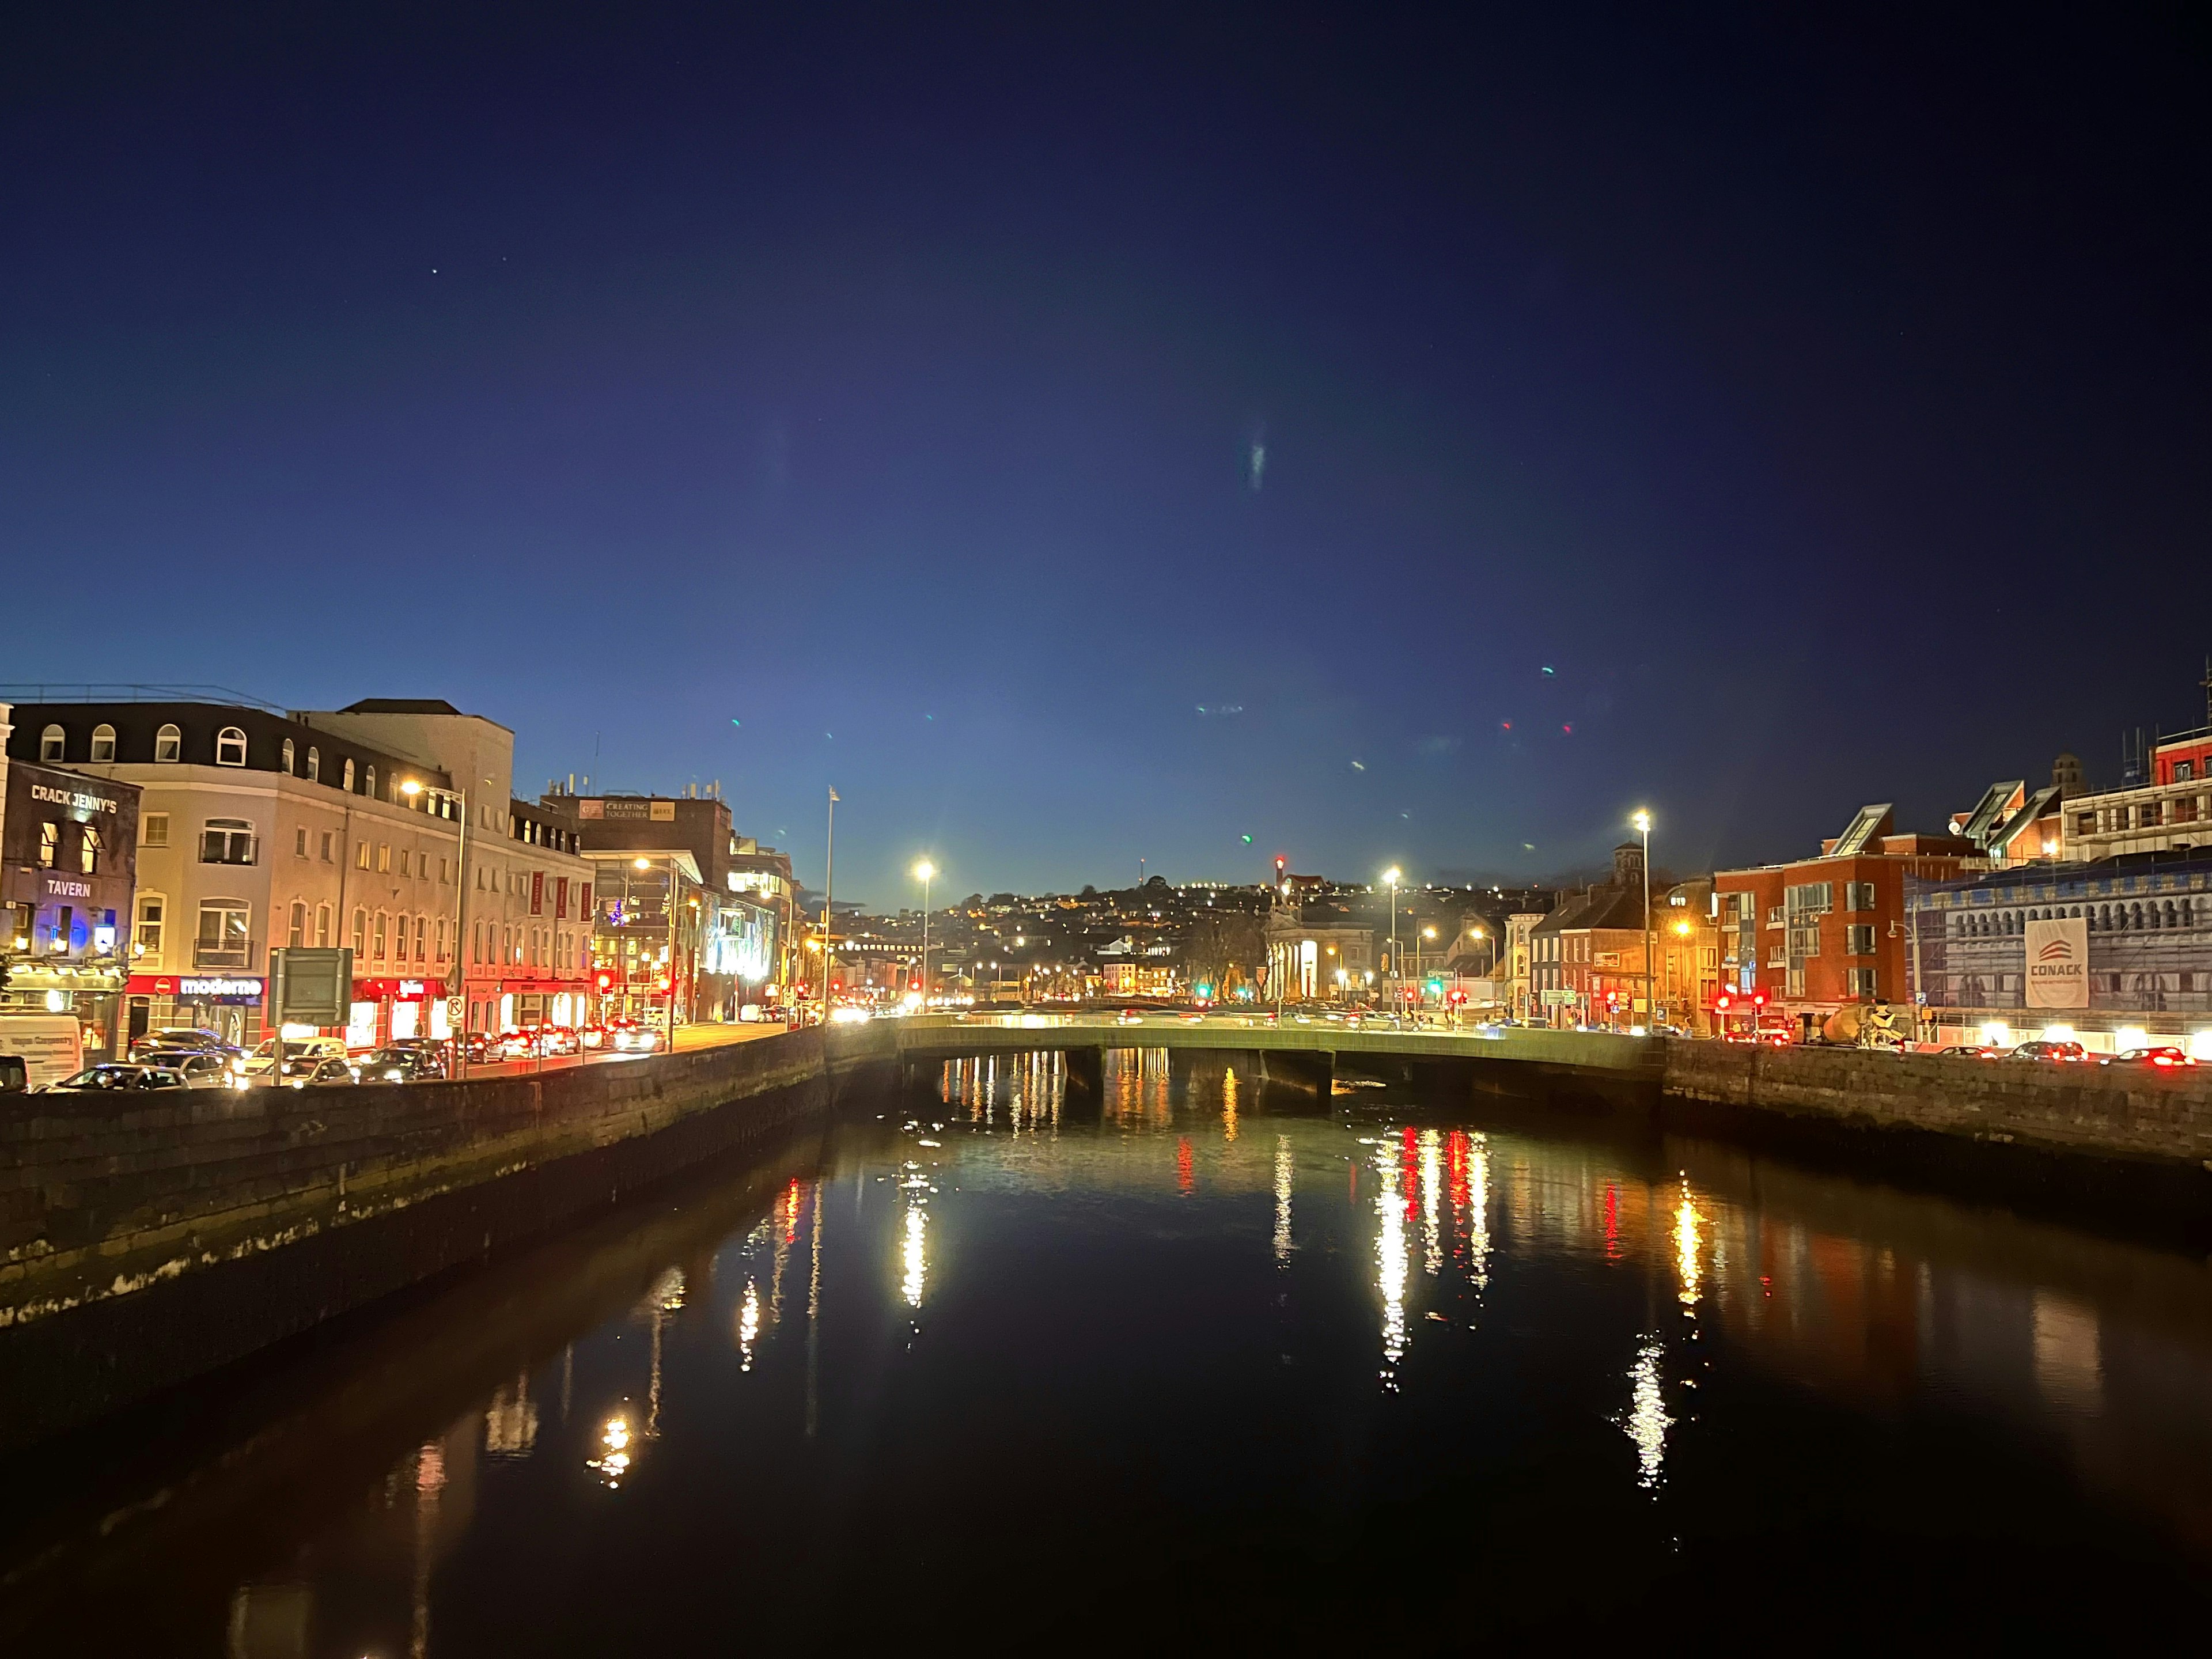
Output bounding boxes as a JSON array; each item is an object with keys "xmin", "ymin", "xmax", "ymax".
[{"xmin": 2024, "ymin": 915, "xmax": 2089, "ymax": 1009}]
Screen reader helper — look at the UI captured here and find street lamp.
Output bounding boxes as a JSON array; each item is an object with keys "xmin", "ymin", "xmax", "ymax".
[
  {"xmin": 402, "ymin": 777, "xmax": 471, "ymax": 1078},
  {"xmin": 912, "ymin": 859, "xmax": 935, "ymax": 1012},
  {"xmin": 1382, "ymin": 867, "xmax": 1402, "ymax": 1016},
  {"xmin": 1631, "ymin": 809, "xmax": 1653, "ymax": 1034}
]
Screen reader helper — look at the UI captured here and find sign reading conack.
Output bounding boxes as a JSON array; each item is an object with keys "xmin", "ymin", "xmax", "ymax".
[{"xmin": 2024, "ymin": 915, "xmax": 2089, "ymax": 1009}]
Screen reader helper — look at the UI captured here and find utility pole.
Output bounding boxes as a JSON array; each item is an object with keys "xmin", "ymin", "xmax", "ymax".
[
  {"xmin": 819, "ymin": 787, "xmax": 838, "ymax": 1017},
  {"xmin": 1633, "ymin": 810, "xmax": 1654, "ymax": 1034}
]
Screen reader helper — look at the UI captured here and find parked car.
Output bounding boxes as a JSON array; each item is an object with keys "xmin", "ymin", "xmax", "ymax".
[
  {"xmin": 2006, "ymin": 1040, "xmax": 2088, "ymax": 1063},
  {"xmin": 539, "ymin": 1025, "xmax": 581, "ymax": 1056},
  {"xmin": 1937, "ymin": 1044, "xmax": 2003, "ymax": 1059},
  {"xmin": 281, "ymin": 1055, "xmax": 361, "ymax": 1088},
  {"xmin": 357, "ymin": 1046, "xmax": 448, "ymax": 1083},
  {"xmin": 2101, "ymin": 1046, "xmax": 2199, "ymax": 1069},
  {"xmin": 243, "ymin": 1035, "xmax": 350, "ymax": 1075},
  {"xmin": 459, "ymin": 1032, "xmax": 501, "ymax": 1063},
  {"xmin": 1114, "ymin": 1009, "xmax": 1145, "ymax": 1026},
  {"xmin": 606, "ymin": 1020, "xmax": 666, "ymax": 1052},
  {"xmin": 128, "ymin": 1028, "xmax": 233, "ymax": 1062},
  {"xmin": 44, "ymin": 1063, "xmax": 188, "ymax": 1093},
  {"xmin": 137, "ymin": 1050, "xmax": 241, "ymax": 1088}
]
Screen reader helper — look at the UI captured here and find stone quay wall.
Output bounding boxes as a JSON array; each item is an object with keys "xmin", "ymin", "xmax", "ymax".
[
  {"xmin": 1660, "ymin": 1040, "xmax": 2212, "ymax": 1169},
  {"xmin": 0, "ymin": 1030, "xmax": 842, "ymax": 1450}
]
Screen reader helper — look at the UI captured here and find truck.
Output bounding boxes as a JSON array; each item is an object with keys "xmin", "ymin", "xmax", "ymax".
[{"xmin": 0, "ymin": 1016, "xmax": 86, "ymax": 1091}]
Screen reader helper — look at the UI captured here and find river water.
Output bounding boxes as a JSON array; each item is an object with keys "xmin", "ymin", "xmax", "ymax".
[{"xmin": 7, "ymin": 1050, "xmax": 2212, "ymax": 1652}]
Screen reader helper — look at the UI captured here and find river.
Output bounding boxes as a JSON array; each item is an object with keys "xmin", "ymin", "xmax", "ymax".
[{"xmin": 6, "ymin": 1048, "xmax": 2211, "ymax": 1652}]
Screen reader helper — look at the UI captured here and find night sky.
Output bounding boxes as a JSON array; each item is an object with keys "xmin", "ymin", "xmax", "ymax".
[{"xmin": 3, "ymin": 6, "xmax": 2205, "ymax": 903}]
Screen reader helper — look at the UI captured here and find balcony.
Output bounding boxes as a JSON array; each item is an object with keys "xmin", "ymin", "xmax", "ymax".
[{"xmin": 194, "ymin": 937, "xmax": 257, "ymax": 970}]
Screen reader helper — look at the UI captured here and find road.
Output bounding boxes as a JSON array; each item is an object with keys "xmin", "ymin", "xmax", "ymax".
[{"xmin": 453, "ymin": 1018, "xmax": 791, "ymax": 1079}]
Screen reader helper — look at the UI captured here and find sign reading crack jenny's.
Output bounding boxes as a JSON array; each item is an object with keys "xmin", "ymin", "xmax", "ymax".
[{"xmin": 2024, "ymin": 915, "xmax": 2089, "ymax": 1009}]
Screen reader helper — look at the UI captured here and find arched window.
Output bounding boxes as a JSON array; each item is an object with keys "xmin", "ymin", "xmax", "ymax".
[
  {"xmin": 316, "ymin": 903, "xmax": 332, "ymax": 948},
  {"xmin": 215, "ymin": 726, "xmax": 248, "ymax": 766},
  {"xmin": 281, "ymin": 737, "xmax": 295, "ymax": 775},
  {"xmin": 155, "ymin": 723, "xmax": 181, "ymax": 762},
  {"xmin": 90, "ymin": 724, "xmax": 116, "ymax": 762},
  {"xmin": 39, "ymin": 725, "xmax": 64, "ymax": 762},
  {"xmin": 351, "ymin": 908, "xmax": 366, "ymax": 956},
  {"xmin": 288, "ymin": 901, "xmax": 306, "ymax": 949},
  {"xmin": 414, "ymin": 916, "xmax": 427, "ymax": 961},
  {"xmin": 342, "ymin": 757, "xmax": 356, "ymax": 791},
  {"xmin": 306, "ymin": 746, "xmax": 321, "ymax": 782},
  {"xmin": 372, "ymin": 911, "xmax": 388, "ymax": 961},
  {"xmin": 365, "ymin": 765, "xmax": 377, "ymax": 799}
]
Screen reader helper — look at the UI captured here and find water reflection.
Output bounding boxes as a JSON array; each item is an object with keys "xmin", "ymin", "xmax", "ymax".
[
  {"xmin": 1272, "ymin": 1135, "xmax": 1294, "ymax": 1265},
  {"xmin": 1673, "ymin": 1181, "xmax": 1703, "ymax": 1315},
  {"xmin": 1372, "ymin": 1137, "xmax": 1408, "ymax": 1385},
  {"xmin": 1622, "ymin": 1339, "xmax": 1671, "ymax": 1490}
]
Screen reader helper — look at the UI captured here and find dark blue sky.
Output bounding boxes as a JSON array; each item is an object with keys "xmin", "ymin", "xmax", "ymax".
[{"xmin": 3, "ymin": 5, "xmax": 2205, "ymax": 903}]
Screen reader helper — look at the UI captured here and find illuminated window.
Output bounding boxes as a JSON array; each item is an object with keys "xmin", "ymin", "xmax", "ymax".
[
  {"xmin": 195, "ymin": 900, "xmax": 251, "ymax": 968},
  {"xmin": 135, "ymin": 895, "xmax": 165, "ymax": 959},
  {"xmin": 365, "ymin": 766, "xmax": 377, "ymax": 799},
  {"xmin": 215, "ymin": 726, "xmax": 248, "ymax": 766},
  {"xmin": 37, "ymin": 821, "xmax": 58, "ymax": 868},
  {"xmin": 142, "ymin": 813, "xmax": 169, "ymax": 847},
  {"xmin": 377, "ymin": 843, "xmax": 391, "ymax": 873},
  {"xmin": 343, "ymin": 757, "xmax": 356, "ymax": 791},
  {"xmin": 79, "ymin": 824, "xmax": 100, "ymax": 874},
  {"xmin": 90, "ymin": 724, "xmax": 115, "ymax": 762}
]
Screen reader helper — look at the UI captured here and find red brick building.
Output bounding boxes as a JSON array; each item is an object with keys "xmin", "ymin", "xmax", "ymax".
[{"xmin": 1715, "ymin": 805, "xmax": 1974, "ymax": 1040}]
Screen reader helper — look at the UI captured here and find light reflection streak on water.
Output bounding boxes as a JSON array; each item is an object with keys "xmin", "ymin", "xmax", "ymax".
[
  {"xmin": 1466, "ymin": 1134, "xmax": 1491, "ymax": 1293},
  {"xmin": 586, "ymin": 1412, "xmax": 633, "ymax": 1490},
  {"xmin": 1272, "ymin": 1135, "xmax": 1293, "ymax": 1265},
  {"xmin": 903, "ymin": 1199, "xmax": 928, "ymax": 1309},
  {"xmin": 737, "ymin": 1278, "xmax": 761, "ymax": 1370},
  {"xmin": 1624, "ymin": 1340, "xmax": 1670, "ymax": 1489},
  {"xmin": 1421, "ymin": 1128, "xmax": 1442, "ymax": 1277},
  {"xmin": 1374, "ymin": 1137, "xmax": 1408, "ymax": 1387},
  {"xmin": 1222, "ymin": 1065, "xmax": 1239, "ymax": 1141},
  {"xmin": 1675, "ymin": 1180, "xmax": 1703, "ymax": 1314}
]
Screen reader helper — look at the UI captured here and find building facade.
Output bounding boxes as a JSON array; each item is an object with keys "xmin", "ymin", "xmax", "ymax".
[
  {"xmin": 2063, "ymin": 725, "xmax": 2212, "ymax": 863},
  {"xmin": 1528, "ymin": 845, "xmax": 1648, "ymax": 1029},
  {"xmin": 1263, "ymin": 906, "xmax": 1373, "ymax": 1002}
]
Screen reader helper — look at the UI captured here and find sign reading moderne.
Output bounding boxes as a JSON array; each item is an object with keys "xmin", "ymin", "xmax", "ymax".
[{"xmin": 2024, "ymin": 915, "xmax": 2089, "ymax": 1009}]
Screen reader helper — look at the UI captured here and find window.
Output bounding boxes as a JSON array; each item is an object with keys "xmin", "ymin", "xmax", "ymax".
[
  {"xmin": 37, "ymin": 822, "xmax": 58, "ymax": 868},
  {"xmin": 295, "ymin": 827, "xmax": 309, "ymax": 858},
  {"xmin": 343, "ymin": 757, "xmax": 356, "ymax": 792},
  {"xmin": 39, "ymin": 724, "xmax": 64, "ymax": 762},
  {"xmin": 215, "ymin": 726, "xmax": 248, "ymax": 766},
  {"xmin": 1785, "ymin": 882, "xmax": 1834, "ymax": 915},
  {"xmin": 2077, "ymin": 811, "xmax": 2097, "ymax": 836},
  {"xmin": 316, "ymin": 903, "xmax": 332, "ymax": 948},
  {"xmin": 79, "ymin": 824, "xmax": 100, "ymax": 874},
  {"xmin": 143, "ymin": 813, "xmax": 169, "ymax": 847},
  {"xmin": 1847, "ymin": 968, "xmax": 1879, "ymax": 997},
  {"xmin": 397, "ymin": 849, "xmax": 410, "ymax": 877},
  {"xmin": 377, "ymin": 843, "xmax": 391, "ymax": 873},
  {"xmin": 2141, "ymin": 800, "xmax": 2164, "ymax": 828},
  {"xmin": 1846, "ymin": 925, "xmax": 1876, "ymax": 956},
  {"xmin": 2178, "ymin": 760, "xmax": 2197, "ymax": 782},
  {"xmin": 365, "ymin": 766, "xmax": 377, "ymax": 798},
  {"xmin": 135, "ymin": 895, "xmax": 165, "ymax": 959},
  {"xmin": 1844, "ymin": 881, "xmax": 1877, "ymax": 912},
  {"xmin": 90, "ymin": 724, "xmax": 116, "ymax": 762},
  {"xmin": 155, "ymin": 723, "xmax": 181, "ymax": 763},
  {"xmin": 372, "ymin": 912, "xmax": 388, "ymax": 960},
  {"xmin": 351, "ymin": 908, "xmax": 366, "ymax": 956},
  {"xmin": 320, "ymin": 831, "xmax": 334, "ymax": 861},
  {"xmin": 281, "ymin": 737, "xmax": 295, "ymax": 775},
  {"xmin": 195, "ymin": 900, "xmax": 252, "ymax": 969},
  {"xmin": 356, "ymin": 840, "xmax": 370, "ymax": 870},
  {"xmin": 289, "ymin": 902, "xmax": 306, "ymax": 949},
  {"xmin": 200, "ymin": 819, "xmax": 256, "ymax": 865},
  {"xmin": 306, "ymin": 746, "xmax": 320, "ymax": 783},
  {"xmin": 414, "ymin": 916, "xmax": 427, "ymax": 961},
  {"xmin": 435, "ymin": 916, "xmax": 448, "ymax": 962}
]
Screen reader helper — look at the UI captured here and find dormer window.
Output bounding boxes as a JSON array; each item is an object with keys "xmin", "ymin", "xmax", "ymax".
[
  {"xmin": 155, "ymin": 724, "xmax": 181, "ymax": 763},
  {"xmin": 343, "ymin": 757, "xmax": 357, "ymax": 791},
  {"xmin": 90, "ymin": 724, "xmax": 116, "ymax": 762},
  {"xmin": 365, "ymin": 764, "xmax": 377, "ymax": 798},
  {"xmin": 215, "ymin": 726, "xmax": 248, "ymax": 767},
  {"xmin": 39, "ymin": 725, "xmax": 63, "ymax": 762},
  {"xmin": 281, "ymin": 737, "xmax": 296, "ymax": 775},
  {"xmin": 306, "ymin": 746, "xmax": 321, "ymax": 782}
]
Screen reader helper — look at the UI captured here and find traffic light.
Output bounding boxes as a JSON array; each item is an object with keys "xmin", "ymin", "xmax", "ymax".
[
  {"xmin": 1715, "ymin": 992, "xmax": 1732, "ymax": 1012},
  {"xmin": 594, "ymin": 970, "xmax": 615, "ymax": 994},
  {"xmin": 1752, "ymin": 991, "xmax": 1768, "ymax": 1008}
]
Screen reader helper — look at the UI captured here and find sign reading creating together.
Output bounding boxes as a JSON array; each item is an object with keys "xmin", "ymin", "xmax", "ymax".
[
  {"xmin": 2024, "ymin": 915, "xmax": 2089, "ymax": 1009},
  {"xmin": 578, "ymin": 797, "xmax": 676, "ymax": 821}
]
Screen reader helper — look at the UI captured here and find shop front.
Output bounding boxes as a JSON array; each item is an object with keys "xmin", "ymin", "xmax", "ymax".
[
  {"xmin": 482, "ymin": 977, "xmax": 585, "ymax": 1033},
  {"xmin": 3, "ymin": 761, "xmax": 142, "ymax": 1060},
  {"xmin": 349, "ymin": 975, "xmax": 452, "ymax": 1048},
  {"xmin": 124, "ymin": 972, "xmax": 267, "ymax": 1050}
]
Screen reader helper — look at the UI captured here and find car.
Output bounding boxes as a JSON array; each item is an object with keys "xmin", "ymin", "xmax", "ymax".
[
  {"xmin": 138, "ymin": 1050, "xmax": 242, "ymax": 1088},
  {"xmin": 357, "ymin": 1046, "xmax": 448, "ymax": 1083},
  {"xmin": 579, "ymin": 1024, "xmax": 610, "ymax": 1050},
  {"xmin": 128, "ymin": 1028, "xmax": 233, "ymax": 1062},
  {"xmin": 2101, "ymin": 1046, "xmax": 2199, "ymax": 1069},
  {"xmin": 459, "ymin": 1032, "xmax": 502, "ymax": 1063},
  {"xmin": 607, "ymin": 1020, "xmax": 667, "ymax": 1051},
  {"xmin": 242, "ymin": 1035, "xmax": 349, "ymax": 1075},
  {"xmin": 281, "ymin": 1055, "xmax": 360, "ymax": 1088},
  {"xmin": 1113, "ymin": 1009, "xmax": 1145, "ymax": 1026},
  {"xmin": 497, "ymin": 1028, "xmax": 555, "ymax": 1059},
  {"xmin": 1937, "ymin": 1044, "xmax": 2003, "ymax": 1059},
  {"xmin": 2006, "ymin": 1039, "xmax": 2088, "ymax": 1063},
  {"xmin": 44, "ymin": 1063, "xmax": 188, "ymax": 1093},
  {"xmin": 539, "ymin": 1025, "xmax": 581, "ymax": 1056}
]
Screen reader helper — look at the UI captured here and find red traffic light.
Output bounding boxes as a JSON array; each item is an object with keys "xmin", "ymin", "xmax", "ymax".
[
  {"xmin": 1715, "ymin": 992, "xmax": 1732, "ymax": 1010},
  {"xmin": 1752, "ymin": 991, "xmax": 1767, "ymax": 1007},
  {"xmin": 594, "ymin": 971, "xmax": 614, "ymax": 993}
]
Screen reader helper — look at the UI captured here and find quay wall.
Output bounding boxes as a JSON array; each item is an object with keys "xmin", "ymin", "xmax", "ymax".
[{"xmin": 0, "ymin": 1029, "xmax": 855, "ymax": 1451}]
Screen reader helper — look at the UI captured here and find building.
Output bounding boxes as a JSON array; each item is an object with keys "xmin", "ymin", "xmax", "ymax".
[
  {"xmin": 1, "ymin": 704, "xmax": 143, "ymax": 1059},
  {"xmin": 1503, "ymin": 911, "xmax": 1546, "ymax": 1020},
  {"xmin": 1652, "ymin": 879, "xmax": 1721, "ymax": 1035},
  {"xmin": 294, "ymin": 700, "xmax": 596, "ymax": 1039},
  {"xmin": 555, "ymin": 787, "xmax": 783, "ymax": 1026},
  {"xmin": 1715, "ymin": 805, "xmax": 1974, "ymax": 1041},
  {"xmin": 7, "ymin": 696, "xmax": 463, "ymax": 1049},
  {"xmin": 1908, "ymin": 847, "xmax": 2212, "ymax": 1054},
  {"xmin": 1528, "ymin": 845, "xmax": 1649, "ymax": 1029},
  {"xmin": 1263, "ymin": 904, "xmax": 1373, "ymax": 1002},
  {"xmin": 2063, "ymin": 725, "xmax": 2212, "ymax": 863}
]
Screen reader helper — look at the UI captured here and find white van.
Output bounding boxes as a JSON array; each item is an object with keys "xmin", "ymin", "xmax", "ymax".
[
  {"xmin": 242, "ymin": 1035, "xmax": 350, "ymax": 1075},
  {"xmin": 0, "ymin": 1016, "xmax": 86, "ymax": 1092}
]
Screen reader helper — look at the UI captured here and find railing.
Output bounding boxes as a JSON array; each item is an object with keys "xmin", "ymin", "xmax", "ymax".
[
  {"xmin": 194, "ymin": 938, "xmax": 256, "ymax": 970},
  {"xmin": 0, "ymin": 682, "xmax": 289, "ymax": 715}
]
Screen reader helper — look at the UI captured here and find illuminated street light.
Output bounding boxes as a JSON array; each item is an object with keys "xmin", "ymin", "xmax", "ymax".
[
  {"xmin": 1631, "ymin": 810, "xmax": 1653, "ymax": 1032},
  {"xmin": 1382, "ymin": 868, "xmax": 1403, "ymax": 1014},
  {"xmin": 912, "ymin": 858, "xmax": 936, "ymax": 1011}
]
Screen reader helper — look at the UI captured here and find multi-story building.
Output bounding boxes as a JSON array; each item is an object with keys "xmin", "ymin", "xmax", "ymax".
[
  {"xmin": 1909, "ymin": 847, "xmax": 2212, "ymax": 1053},
  {"xmin": 1, "ymin": 704, "xmax": 143, "ymax": 1059},
  {"xmin": 1503, "ymin": 911, "xmax": 1546, "ymax": 1020},
  {"xmin": 556, "ymin": 787, "xmax": 782, "ymax": 1025},
  {"xmin": 1528, "ymin": 845, "xmax": 1649, "ymax": 1029},
  {"xmin": 296, "ymin": 700, "xmax": 595, "ymax": 1039},
  {"xmin": 7, "ymin": 696, "xmax": 463, "ymax": 1048},
  {"xmin": 1263, "ymin": 905, "xmax": 1372, "ymax": 1002},
  {"xmin": 1652, "ymin": 879, "xmax": 1721, "ymax": 1035},
  {"xmin": 2063, "ymin": 725, "xmax": 2212, "ymax": 863},
  {"xmin": 1715, "ymin": 805, "xmax": 1974, "ymax": 1041}
]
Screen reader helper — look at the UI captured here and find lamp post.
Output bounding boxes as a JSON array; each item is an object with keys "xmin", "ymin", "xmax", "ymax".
[
  {"xmin": 402, "ymin": 778, "xmax": 471, "ymax": 1080},
  {"xmin": 912, "ymin": 859, "xmax": 935, "ymax": 1012},
  {"xmin": 1631, "ymin": 809, "xmax": 1653, "ymax": 1035},
  {"xmin": 819, "ymin": 787, "xmax": 838, "ymax": 1020},
  {"xmin": 1382, "ymin": 867, "xmax": 1402, "ymax": 1020}
]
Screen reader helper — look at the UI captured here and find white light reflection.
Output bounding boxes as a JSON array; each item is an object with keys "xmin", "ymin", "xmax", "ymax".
[
  {"xmin": 1421, "ymin": 1128, "xmax": 1442, "ymax": 1277},
  {"xmin": 587, "ymin": 1412, "xmax": 633, "ymax": 1488},
  {"xmin": 902, "ymin": 1200, "xmax": 928, "ymax": 1309},
  {"xmin": 1272, "ymin": 1135, "xmax": 1293, "ymax": 1265},
  {"xmin": 1623, "ymin": 1340, "xmax": 1671, "ymax": 1489},
  {"xmin": 1467, "ymin": 1135, "xmax": 1491, "ymax": 1293},
  {"xmin": 737, "ymin": 1278, "xmax": 760, "ymax": 1370},
  {"xmin": 1374, "ymin": 1138, "xmax": 1408, "ymax": 1386},
  {"xmin": 1673, "ymin": 1180, "xmax": 1703, "ymax": 1313}
]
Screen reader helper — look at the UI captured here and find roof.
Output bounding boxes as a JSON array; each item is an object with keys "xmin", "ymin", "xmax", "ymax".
[
  {"xmin": 338, "ymin": 699, "xmax": 464, "ymax": 715},
  {"xmin": 1529, "ymin": 881, "xmax": 1645, "ymax": 935}
]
